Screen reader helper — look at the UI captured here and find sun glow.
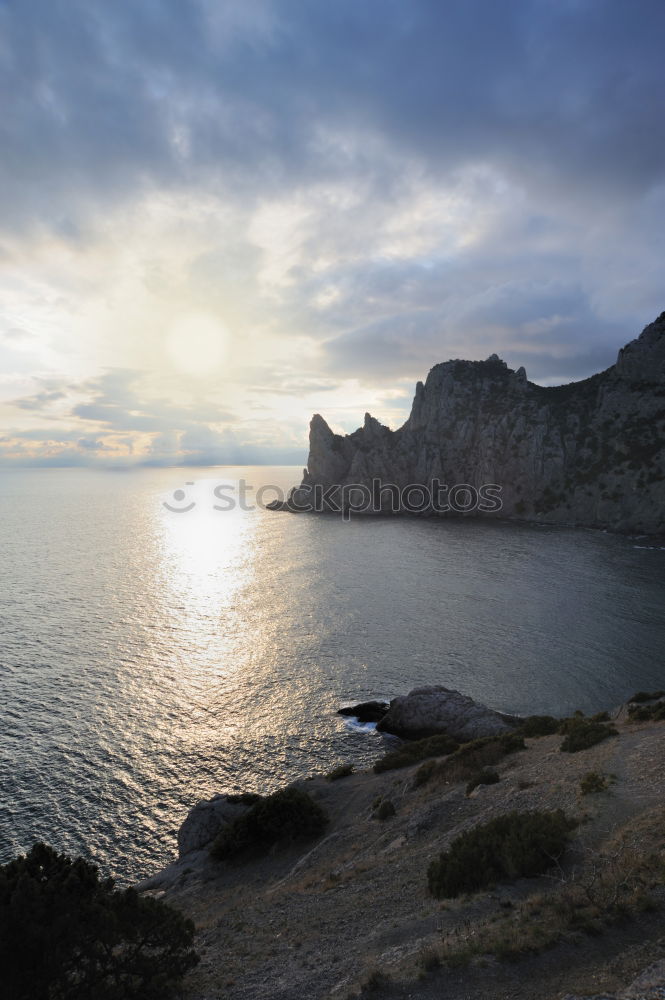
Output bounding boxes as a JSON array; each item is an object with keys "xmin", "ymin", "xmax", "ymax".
[{"xmin": 166, "ymin": 313, "xmax": 229, "ymax": 377}]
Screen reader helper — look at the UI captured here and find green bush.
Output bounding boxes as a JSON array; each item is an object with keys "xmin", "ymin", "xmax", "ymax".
[
  {"xmin": 628, "ymin": 699, "xmax": 665, "ymax": 722},
  {"xmin": 519, "ymin": 715, "xmax": 560, "ymax": 737},
  {"xmin": 579, "ymin": 771, "xmax": 609, "ymax": 795},
  {"xmin": 0, "ymin": 842, "xmax": 198, "ymax": 1000},
  {"xmin": 465, "ymin": 769, "xmax": 500, "ymax": 796},
  {"xmin": 211, "ymin": 786, "xmax": 328, "ymax": 860},
  {"xmin": 557, "ymin": 711, "xmax": 586, "ymax": 734},
  {"xmin": 326, "ymin": 763, "xmax": 354, "ymax": 781},
  {"xmin": 559, "ymin": 720, "xmax": 617, "ymax": 753},
  {"xmin": 629, "ymin": 690, "xmax": 665, "ymax": 703},
  {"xmin": 427, "ymin": 810, "xmax": 576, "ymax": 899},
  {"xmin": 455, "ymin": 730, "xmax": 525, "ymax": 761},
  {"xmin": 374, "ymin": 799, "xmax": 396, "ymax": 821},
  {"xmin": 444, "ymin": 730, "xmax": 525, "ymax": 774},
  {"xmin": 412, "ymin": 758, "xmax": 439, "ymax": 788},
  {"xmin": 373, "ymin": 733, "xmax": 459, "ymax": 774}
]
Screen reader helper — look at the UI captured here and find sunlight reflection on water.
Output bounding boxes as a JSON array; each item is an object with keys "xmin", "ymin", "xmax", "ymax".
[{"xmin": 1, "ymin": 466, "xmax": 664, "ymax": 883}]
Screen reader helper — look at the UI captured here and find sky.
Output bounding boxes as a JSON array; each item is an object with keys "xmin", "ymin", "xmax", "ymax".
[{"xmin": 1, "ymin": 0, "xmax": 664, "ymax": 468}]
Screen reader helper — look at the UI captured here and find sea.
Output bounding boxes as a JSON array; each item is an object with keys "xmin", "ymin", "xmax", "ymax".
[{"xmin": 1, "ymin": 466, "xmax": 664, "ymax": 884}]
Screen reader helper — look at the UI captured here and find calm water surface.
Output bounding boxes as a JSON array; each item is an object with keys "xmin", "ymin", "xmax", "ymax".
[{"xmin": 1, "ymin": 467, "xmax": 664, "ymax": 882}]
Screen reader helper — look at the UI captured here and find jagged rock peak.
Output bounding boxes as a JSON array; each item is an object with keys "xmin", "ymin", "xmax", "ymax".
[
  {"xmin": 362, "ymin": 412, "xmax": 390, "ymax": 436},
  {"xmin": 615, "ymin": 310, "xmax": 665, "ymax": 379},
  {"xmin": 285, "ymin": 312, "xmax": 665, "ymax": 533},
  {"xmin": 310, "ymin": 412, "xmax": 333, "ymax": 434}
]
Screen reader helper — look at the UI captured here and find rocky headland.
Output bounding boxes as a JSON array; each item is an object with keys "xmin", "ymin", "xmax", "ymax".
[
  {"xmin": 278, "ymin": 312, "xmax": 665, "ymax": 533},
  {"xmin": 139, "ymin": 689, "xmax": 665, "ymax": 1000}
]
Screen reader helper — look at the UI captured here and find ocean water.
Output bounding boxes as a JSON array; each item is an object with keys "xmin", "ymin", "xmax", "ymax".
[{"xmin": 1, "ymin": 466, "xmax": 664, "ymax": 884}]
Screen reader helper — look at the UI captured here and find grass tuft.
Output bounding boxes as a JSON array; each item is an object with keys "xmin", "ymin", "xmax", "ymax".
[
  {"xmin": 326, "ymin": 763, "xmax": 354, "ymax": 781},
  {"xmin": 465, "ymin": 769, "xmax": 500, "ymax": 796}
]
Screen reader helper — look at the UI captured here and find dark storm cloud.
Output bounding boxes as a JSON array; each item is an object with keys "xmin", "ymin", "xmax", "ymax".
[
  {"xmin": 3, "ymin": 0, "xmax": 665, "ymax": 233},
  {"xmin": 2, "ymin": 0, "xmax": 665, "ymax": 444},
  {"xmin": 322, "ymin": 277, "xmax": 633, "ymax": 384}
]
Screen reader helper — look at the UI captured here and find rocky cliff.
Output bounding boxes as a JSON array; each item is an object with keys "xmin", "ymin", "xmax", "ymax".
[{"xmin": 286, "ymin": 312, "xmax": 665, "ymax": 532}]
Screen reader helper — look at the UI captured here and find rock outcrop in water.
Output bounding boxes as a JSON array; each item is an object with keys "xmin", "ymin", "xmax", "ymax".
[
  {"xmin": 376, "ymin": 685, "xmax": 519, "ymax": 741},
  {"xmin": 284, "ymin": 312, "xmax": 665, "ymax": 533}
]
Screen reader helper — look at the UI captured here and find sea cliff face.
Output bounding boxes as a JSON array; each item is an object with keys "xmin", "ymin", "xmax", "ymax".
[{"xmin": 287, "ymin": 312, "xmax": 665, "ymax": 533}]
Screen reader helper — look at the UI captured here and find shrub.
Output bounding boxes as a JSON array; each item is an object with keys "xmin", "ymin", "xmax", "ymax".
[
  {"xmin": 326, "ymin": 763, "xmax": 354, "ymax": 781},
  {"xmin": 519, "ymin": 715, "xmax": 560, "ymax": 737},
  {"xmin": 580, "ymin": 771, "xmax": 609, "ymax": 795},
  {"xmin": 559, "ymin": 721, "xmax": 617, "ymax": 753},
  {"xmin": 629, "ymin": 690, "xmax": 665, "ymax": 703},
  {"xmin": 628, "ymin": 700, "xmax": 665, "ymax": 722},
  {"xmin": 413, "ymin": 758, "xmax": 439, "ymax": 788},
  {"xmin": 374, "ymin": 799, "xmax": 396, "ymax": 821},
  {"xmin": 211, "ymin": 786, "xmax": 328, "ymax": 860},
  {"xmin": 466, "ymin": 769, "xmax": 500, "ymax": 796},
  {"xmin": 427, "ymin": 810, "xmax": 576, "ymax": 899},
  {"xmin": 439, "ymin": 811, "xmax": 665, "ymax": 965},
  {"xmin": 419, "ymin": 946, "xmax": 441, "ymax": 971},
  {"xmin": 0, "ymin": 842, "xmax": 198, "ymax": 1000},
  {"xmin": 362, "ymin": 968, "xmax": 390, "ymax": 993},
  {"xmin": 440, "ymin": 731, "xmax": 525, "ymax": 783},
  {"xmin": 373, "ymin": 733, "xmax": 459, "ymax": 774},
  {"xmin": 557, "ymin": 711, "xmax": 586, "ymax": 734}
]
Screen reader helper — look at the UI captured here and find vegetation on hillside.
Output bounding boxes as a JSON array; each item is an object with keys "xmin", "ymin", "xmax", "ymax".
[
  {"xmin": 373, "ymin": 733, "xmax": 459, "ymax": 773},
  {"xmin": 0, "ymin": 842, "xmax": 198, "ymax": 1000},
  {"xmin": 211, "ymin": 786, "xmax": 328, "ymax": 861},
  {"xmin": 428, "ymin": 809, "xmax": 577, "ymax": 899},
  {"xmin": 435, "ymin": 809, "xmax": 664, "ymax": 967},
  {"xmin": 559, "ymin": 719, "xmax": 618, "ymax": 753}
]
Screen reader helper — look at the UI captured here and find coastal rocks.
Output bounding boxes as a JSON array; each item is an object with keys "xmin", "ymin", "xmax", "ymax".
[
  {"xmin": 376, "ymin": 685, "xmax": 519, "ymax": 741},
  {"xmin": 177, "ymin": 794, "xmax": 250, "ymax": 857},
  {"xmin": 338, "ymin": 700, "xmax": 389, "ymax": 723},
  {"xmin": 282, "ymin": 311, "xmax": 665, "ymax": 533}
]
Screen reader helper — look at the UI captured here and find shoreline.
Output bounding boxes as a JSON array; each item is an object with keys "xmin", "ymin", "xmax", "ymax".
[
  {"xmin": 269, "ymin": 502, "xmax": 665, "ymax": 540},
  {"xmin": 139, "ymin": 690, "xmax": 665, "ymax": 1000}
]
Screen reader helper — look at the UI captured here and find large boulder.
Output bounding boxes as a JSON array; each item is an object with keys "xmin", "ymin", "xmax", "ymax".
[
  {"xmin": 177, "ymin": 794, "xmax": 252, "ymax": 857},
  {"xmin": 376, "ymin": 686, "xmax": 520, "ymax": 741},
  {"xmin": 338, "ymin": 700, "xmax": 389, "ymax": 723}
]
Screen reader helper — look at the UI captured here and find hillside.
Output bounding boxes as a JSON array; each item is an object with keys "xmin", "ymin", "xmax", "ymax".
[{"xmin": 140, "ymin": 696, "xmax": 665, "ymax": 1000}]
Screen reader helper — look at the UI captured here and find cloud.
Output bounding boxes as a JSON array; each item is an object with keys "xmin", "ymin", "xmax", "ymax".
[
  {"xmin": 1, "ymin": 0, "xmax": 664, "ymax": 462},
  {"xmin": 3, "ymin": 0, "xmax": 664, "ymax": 234},
  {"xmin": 70, "ymin": 369, "xmax": 235, "ymax": 432},
  {"xmin": 77, "ymin": 436, "xmax": 107, "ymax": 451},
  {"xmin": 13, "ymin": 388, "xmax": 67, "ymax": 410},
  {"xmin": 2, "ymin": 368, "xmax": 248, "ymax": 465}
]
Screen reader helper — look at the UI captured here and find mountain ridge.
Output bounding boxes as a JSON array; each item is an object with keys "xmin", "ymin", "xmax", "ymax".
[{"xmin": 285, "ymin": 312, "xmax": 665, "ymax": 533}]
